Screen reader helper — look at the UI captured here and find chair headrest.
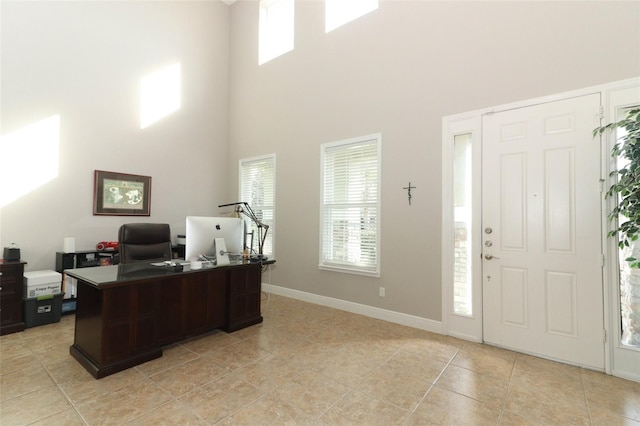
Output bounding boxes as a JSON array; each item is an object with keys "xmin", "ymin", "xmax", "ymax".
[{"xmin": 118, "ymin": 223, "xmax": 171, "ymax": 244}]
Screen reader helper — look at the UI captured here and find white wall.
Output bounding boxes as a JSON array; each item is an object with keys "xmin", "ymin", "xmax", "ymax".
[
  {"xmin": 1, "ymin": 1, "xmax": 230, "ymax": 271},
  {"xmin": 2, "ymin": 0, "xmax": 638, "ymax": 324},
  {"xmin": 227, "ymin": 1, "xmax": 640, "ymax": 321}
]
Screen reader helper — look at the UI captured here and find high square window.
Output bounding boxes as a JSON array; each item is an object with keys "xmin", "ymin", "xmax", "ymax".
[
  {"xmin": 325, "ymin": 0, "xmax": 378, "ymax": 33},
  {"xmin": 140, "ymin": 63, "xmax": 181, "ymax": 129},
  {"xmin": 259, "ymin": 0, "xmax": 294, "ymax": 65}
]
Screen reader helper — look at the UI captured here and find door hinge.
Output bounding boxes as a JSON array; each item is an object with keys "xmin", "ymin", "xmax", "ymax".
[
  {"xmin": 601, "ymin": 254, "xmax": 606, "ymax": 267},
  {"xmin": 603, "ymin": 329, "xmax": 607, "ymax": 343},
  {"xmin": 599, "ymin": 179, "xmax": 605, "ymax": 193},
  {"xmin": 599, "ymin": 106, "xmax": 605, "ymax": 120}
]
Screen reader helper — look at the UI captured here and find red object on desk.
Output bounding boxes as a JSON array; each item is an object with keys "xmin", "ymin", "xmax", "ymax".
[{"xmin": 96, "ymin": 241, "xmax": 119, "ymax": 251}]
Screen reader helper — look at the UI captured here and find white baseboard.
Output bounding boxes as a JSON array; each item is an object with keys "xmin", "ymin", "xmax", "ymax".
[
  {"xmin": 611, "ymin": 368, "xmax": 640, "ymax": 383},
  {"xmin": 448, "ymin": 331, "xmax": 483, "ymax": 343},
  {"xmin": 262, "ymin": 283, "xmax": 443, "ymax": 335}
]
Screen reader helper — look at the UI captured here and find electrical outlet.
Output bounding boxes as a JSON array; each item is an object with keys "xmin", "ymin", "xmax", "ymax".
[{"xmin": 379, "ymin": 287, "xmax": 385, "ymax": 297}]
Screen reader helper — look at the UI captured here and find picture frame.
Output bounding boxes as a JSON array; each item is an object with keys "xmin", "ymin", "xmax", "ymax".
[{"xmin": 93, "ymin": 170, "xmax": 151, "ymax": 216}]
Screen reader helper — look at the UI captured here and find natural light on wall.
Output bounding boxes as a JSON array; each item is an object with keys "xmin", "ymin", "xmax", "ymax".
[
  {"xmin": 140, "ymin": 63, "xmax": 181, "ymax": 129},
  {"xmin": 259, "ymin": 0, "xmax": 294, "ymax": 65},
  {"xmin": 325, "ymin": 0, "xmax": 378, "ymax": 33},
  {"xmin": 0, "ymin": 115, "xmax": 60, "ymax": 208}
]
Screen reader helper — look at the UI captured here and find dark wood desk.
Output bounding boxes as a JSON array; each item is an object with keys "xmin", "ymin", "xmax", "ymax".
[
  {"xmin": 66, "ymin": 261, "xmax": 264, "ymax": 378},
  {"xmin": 0, "ymin": 260, "xmax": 27, "ymax": 336}
]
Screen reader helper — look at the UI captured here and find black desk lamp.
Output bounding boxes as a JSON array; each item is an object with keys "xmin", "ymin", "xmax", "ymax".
[{"xmin": 218, "ymin": 202, "xmax": 269, "ymax": 260}]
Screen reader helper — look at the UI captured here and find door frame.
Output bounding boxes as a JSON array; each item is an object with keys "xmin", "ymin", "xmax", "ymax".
[{"xmin": 441, "ymin": 76, "xmax": 640, "ymax": 379}]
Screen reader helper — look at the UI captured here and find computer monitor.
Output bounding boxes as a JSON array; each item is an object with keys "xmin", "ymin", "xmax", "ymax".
[{"xmin": 184, "ymin": 216, "xmax": 244, "ymax": 262}]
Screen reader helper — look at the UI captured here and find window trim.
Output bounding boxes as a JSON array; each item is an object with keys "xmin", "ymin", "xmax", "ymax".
[{"xmin": 319, "ymin": 133, "xmax": 381, "ymax": 277}]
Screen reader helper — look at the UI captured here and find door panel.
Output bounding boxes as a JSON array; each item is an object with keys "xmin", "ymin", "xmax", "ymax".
[
  {"xmin": 501, "ymin": 267, "xmax": 527, "ymax": 327},
  {"xmin": 500, "ymin": 153, "xmax": 527, "ymax": 250},
  {"xmin": 545, "ymin": 148, "xmax": 574, "ymax": 252},
  {"xmin": 482, "ymin": 94, "xmax": 604, "ymax": 369},
  {"xmin": 545, "ymin": 271, "xmax": 576, "ymax": 337}
]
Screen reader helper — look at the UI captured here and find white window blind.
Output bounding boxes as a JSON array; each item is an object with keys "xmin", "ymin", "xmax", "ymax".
[
  {"xmin": 240, "ymin": 154, "xmax": 276, "ymax": 257},
  {"xmin": 320, "ymin": 134, "xmax": 381, "ymax": 276}
]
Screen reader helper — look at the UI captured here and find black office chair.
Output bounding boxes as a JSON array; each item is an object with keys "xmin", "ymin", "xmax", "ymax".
[{"xmin": 117, "ymin": 223, "xmax": 172, "ymax": 264}]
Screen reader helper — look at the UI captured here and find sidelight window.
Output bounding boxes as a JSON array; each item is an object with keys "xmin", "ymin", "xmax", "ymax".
[
  {"xmin": 614, "ymin": 107, "xmax": 640, "ymax": 347},
  {"xmin": 453, "ymin": 133, "xmax": 473, "ymax": 316}
]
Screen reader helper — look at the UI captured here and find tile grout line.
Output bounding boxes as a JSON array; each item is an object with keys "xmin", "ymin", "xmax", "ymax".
[
  {"xmin": 399, "ymin": 342, "xmax": 464, "ymax": 425},
  {"xmin": 295, "ymin": 341, "xmax": 409, "ymax": 423},
  {"xmin": 579, "ymin": 367, "xmax": 594, "ymax": 425},
  {"xmin": 34, "ymin": 338, "xmax": 90, "ymax": 425},
  {"xmin": 495, "ymin": 351, "xmax": 519, "ymax": 426}
]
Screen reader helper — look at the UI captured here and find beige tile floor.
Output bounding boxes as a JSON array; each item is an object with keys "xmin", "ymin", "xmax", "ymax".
[{"xmin": 1, "ymin": 293, "xmax": 639, "ymax": 425}]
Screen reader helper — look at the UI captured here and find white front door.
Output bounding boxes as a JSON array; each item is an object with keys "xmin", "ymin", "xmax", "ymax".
[{"xmin": 482, "ymin": 94, "xmax": 605, "ymax": 369}]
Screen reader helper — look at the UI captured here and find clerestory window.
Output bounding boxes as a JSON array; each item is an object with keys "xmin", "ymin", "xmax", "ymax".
[
  {"xmin": 325, "ymin": 0, "xmax": 379, "ymax": 33},
  {"xmin": 259, "ymin": 0, "xmax": 294, "ymax": 65}
]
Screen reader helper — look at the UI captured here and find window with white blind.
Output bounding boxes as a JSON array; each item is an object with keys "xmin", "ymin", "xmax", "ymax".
[
  {"xmin": 240, "ymin": 154, "xmax": 276, "ymax": 257},
  {"xmin": 259, "ymin": 0, "xmax": 294, "ymax": 65},
  {"xmin": 320, "ymin": 134, "xmax": 381, "ymax": 276}
]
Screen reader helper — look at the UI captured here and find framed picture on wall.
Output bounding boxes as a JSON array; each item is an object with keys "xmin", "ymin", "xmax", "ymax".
[{"xmin": 93, "ymin": 170, "xmax": 151, "ymax": 216}]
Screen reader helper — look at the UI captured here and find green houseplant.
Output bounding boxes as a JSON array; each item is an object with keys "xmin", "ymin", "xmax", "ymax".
[{"xmin": 595, "ymin": 107, "xmax": 640, "ymax": 268}]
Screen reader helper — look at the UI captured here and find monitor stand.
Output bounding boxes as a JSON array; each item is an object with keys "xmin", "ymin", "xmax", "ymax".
[{"xmin": 214, "ymin": 238, "xmax": 230, "ymax": 266}]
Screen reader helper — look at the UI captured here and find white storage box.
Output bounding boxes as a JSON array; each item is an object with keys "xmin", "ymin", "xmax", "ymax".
[{"xmin": 24, "ymin": 270, "xmax": 62, "ymax": 298}]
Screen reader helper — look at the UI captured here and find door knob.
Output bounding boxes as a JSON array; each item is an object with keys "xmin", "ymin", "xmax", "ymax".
[{"xmin": 484, "ymin": 254, "xmax": 500, "ymax": 260}]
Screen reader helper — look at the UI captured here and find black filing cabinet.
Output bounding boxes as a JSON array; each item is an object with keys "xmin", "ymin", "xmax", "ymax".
[{"xmin": 0, "ymin": 260, "xmax": 27, "ymax": 335}]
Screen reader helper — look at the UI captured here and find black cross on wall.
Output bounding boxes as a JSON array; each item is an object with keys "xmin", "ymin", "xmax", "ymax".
[{"xmin": 403, "ymin": 182, "xmax": 416, "ymax": 205}]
